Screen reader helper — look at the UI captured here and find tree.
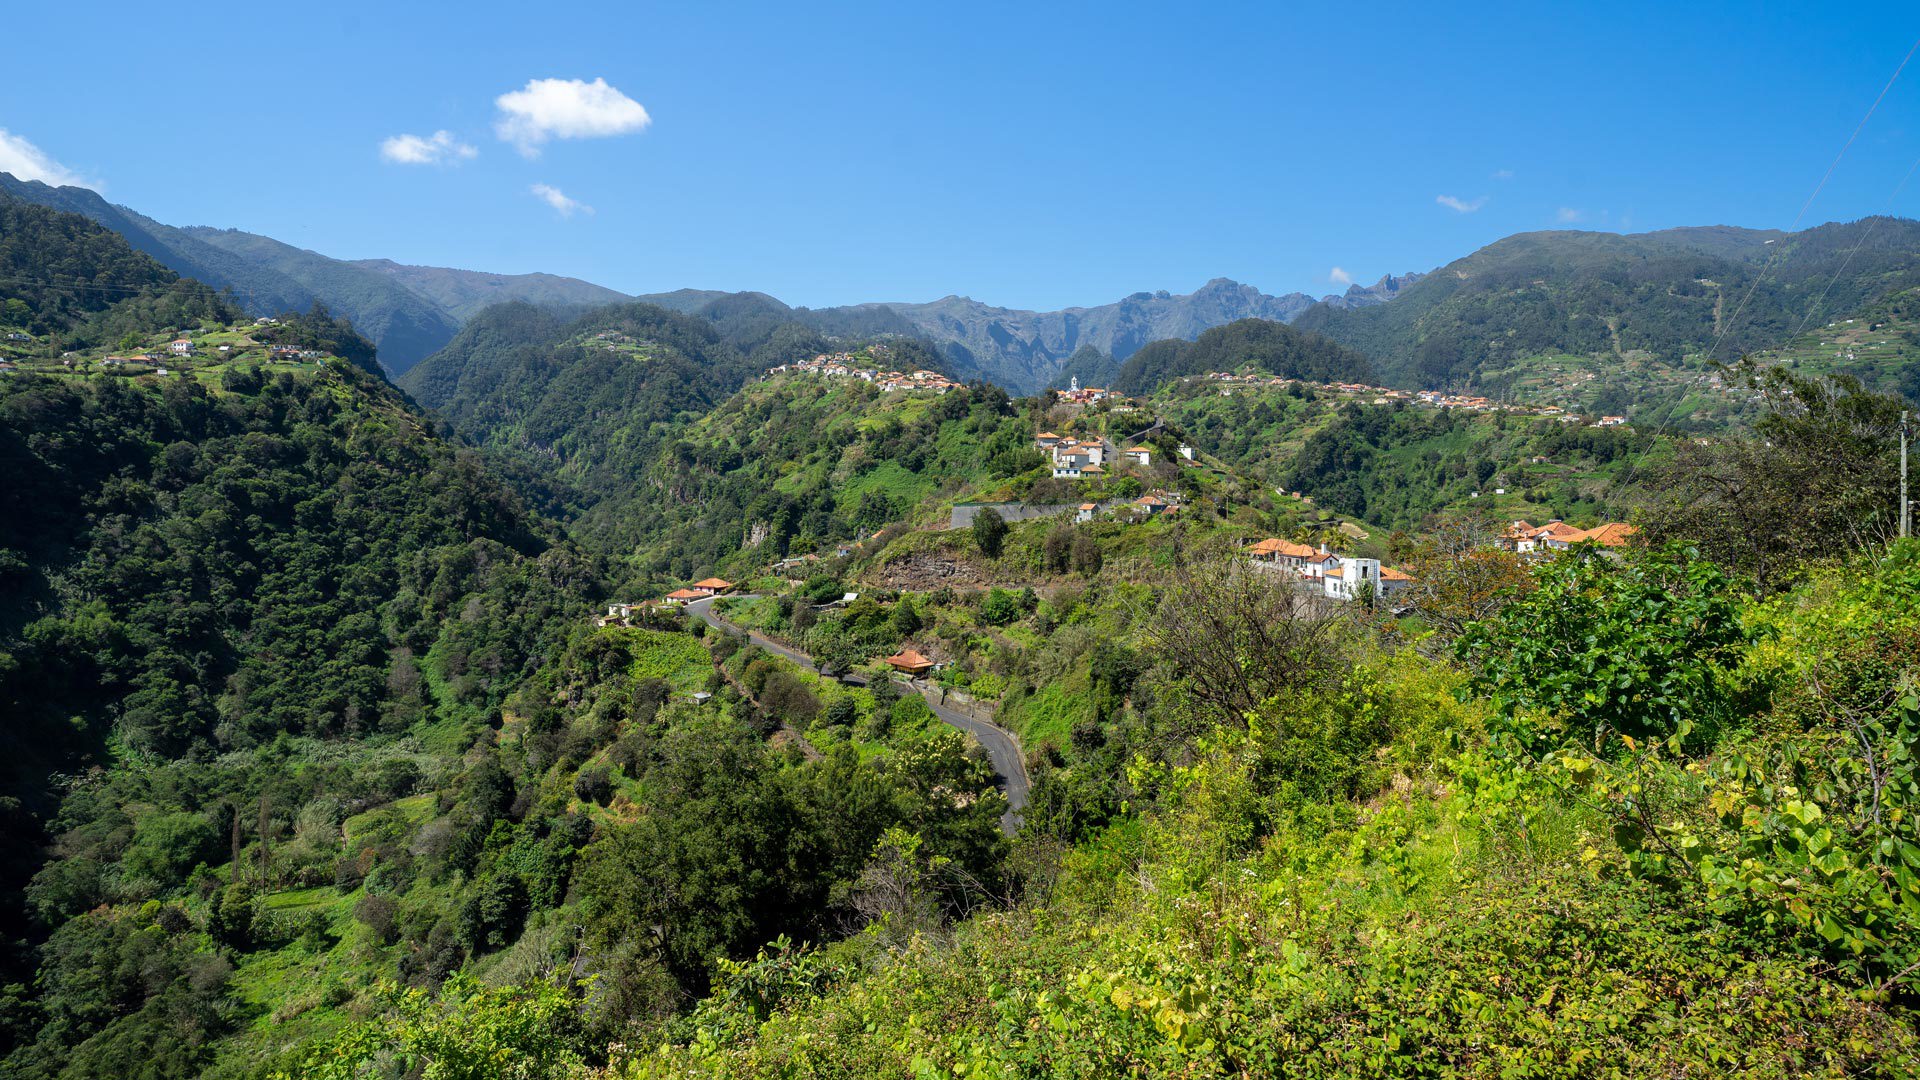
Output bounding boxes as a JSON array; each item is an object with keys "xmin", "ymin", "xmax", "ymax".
[
  {"xmin": 1642, "ymin": 363, "xmax": 1907, "ymax": 592},
  {"xmin": 971, "ymin": 508, "xmax": 1007, "ymax": 559},
  {"xmin": 1457, "ymin": 543, "xmax": 1748, "ymax": 752},
  {"xmin": 1401, "ymin": 508, "xmax": 1535, "ymax": 648},
  {"xmin": 1145, "ymin": 549, "xmax": 1349, "ymax": 730}
]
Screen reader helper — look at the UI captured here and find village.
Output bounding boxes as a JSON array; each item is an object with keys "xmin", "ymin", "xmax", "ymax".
[
  {"xmin": 1186, "ymin": 370, "xmax": 1629, "ymax": 427},
  {"xmin": 767, "ymin": 349, "xmax": 965, "ymax": 393},
  {"xmin": 0, "ymin": 316, "xmax": 333, "ymax": 380}
]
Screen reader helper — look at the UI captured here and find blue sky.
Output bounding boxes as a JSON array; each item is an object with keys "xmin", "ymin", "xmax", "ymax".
[{"xmin": 4, "ymin": 2, "xmax": 1919, "ymax": 310}]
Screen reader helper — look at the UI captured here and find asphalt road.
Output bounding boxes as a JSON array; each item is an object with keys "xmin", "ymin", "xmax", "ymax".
[{"xmin": 688, "ymin": 595, "xmax": 1029, "ymax": 832}]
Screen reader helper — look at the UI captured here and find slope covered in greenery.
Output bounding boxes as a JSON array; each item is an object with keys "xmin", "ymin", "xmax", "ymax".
[
  {"xmin": 0, "ymin": 193, "xmax": 178, "ymax": 335},
  {"xmin": 1151, "ymin": 380, "xmax": 1649, "ymax": 531},
  {"xmin": 180, "ymin": 229, "xmax": 462, "ymax": 375},
  {"xmin": 593, "ymin": 374, "xmax": 1042, "ymax": 585},
  {"xmin": 1111, "ymin": 317, "xmax": 1376, "ymax": 394},
  {"xmin": 397, "ymin": 301, "xmax": 763, "ymax": 524},
  {"xmin": 1293, "ymin": 218, "xmax": 1920, "ymax": 389},
  {"xmin": 0, "ymin": 359, "xmax": 606, "ymax": 1074}
]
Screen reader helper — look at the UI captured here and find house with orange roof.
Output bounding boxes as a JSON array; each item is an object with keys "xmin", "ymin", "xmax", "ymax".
[
  {"xmin": 1247, "ymin": 537, "xmax": 1321, "ymax": 571},
  {"xmin": 663, "ymin": 588, "xmax": 707, "ymax": 605},
  {"xmin": 1571, "ymin": 522, "xmax": 1638, "ymax": 548},
  {"xmin": 1076, "ymin": 502, "xmax": 1098, "ymax": 523},
  {"xmin": 692, "ymin": 577, "xmax": 735, "ymax": 594},
  {"xmin": 882, "ymin": 648, "xmax": 936, "ymax": 676},
  {"xmin": 1517, "ymin": 520, "xmax": 1586, "ymax": 553}
]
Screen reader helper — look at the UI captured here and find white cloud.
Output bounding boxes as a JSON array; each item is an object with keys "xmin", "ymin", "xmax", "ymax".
[
  {"xmin": 530, "ymin": 183, "xmax": 592, "ymax": 217},
  {"xmin": 496, "ymin": 77, "xmax": 651, "ymax": 157},
  {"xmin": 1555, "ymin": 206, "xmax": 1585, "ymax": 223},
  {"xmin": 1492, "ymin": 168, "xmax": 1514, "ymax": 180},
  {"xmin": 1329, "ymin": 266, "xmax": 1353, "ymax": 286},
  {"xmin": 380, "ymin": 130, "xmax": 478, "ymax": 165},
  {"xmin": 1436, "ymin": 194, "xmax": 1487, "ymax": 213},
  {"xmin": 0, "ymin": 128, "xmax": 97, "ymax": 189}
]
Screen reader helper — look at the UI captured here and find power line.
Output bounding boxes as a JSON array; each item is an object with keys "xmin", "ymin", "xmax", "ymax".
[
  {"xmin": 1783, "ymin": 151, "xmax": 1920, "ymax": 344},
  {"xmin": 1705, "ymin": 32, "xmax": 1920, "ymax": 363},
  {"xmin": 1614, "ymin": 32, "xmax": 1920, "ymax": 496}
]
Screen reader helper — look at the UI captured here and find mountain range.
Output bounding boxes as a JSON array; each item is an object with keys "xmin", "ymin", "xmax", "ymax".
[
  {"xmin": 0, "ymin": 172, "xmax": 1415, "ymax": 389},
  {"xmin": 9, "ymin": 170, "xmax": 1920, "ymax": 400},
  {"xmin": 1293, "ymin": 218, "xmax": 1920, "ymax": 388},
  {"xmin": 0, "ymin": 173, "xmax": 630, "ymax": 373}
]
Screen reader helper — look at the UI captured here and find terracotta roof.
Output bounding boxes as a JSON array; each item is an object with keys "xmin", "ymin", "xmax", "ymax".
[
  {"xmin": 883, "ymin": 648, "xmax": 934, "ymax": 669},
  {"xmin": 1136, "ymin": 495, "xmax": 1166, "ymax": 506},
  {"xmin": 1505, "ymin": 520, "xmax": 1536, "ymax": 538},
  {"xmin": 1574, "ymin": 522, "xmax": 1638, "ymax": 547},
  {"xmin": 1249, "ymin": 538, "xmax": 1318, "ymax": 558},
  {"xmin": 1381, "ymin": 567, "xmax": 1414, "ymax": 581},
  {"xmin": 1325, "ymin": 567, "xmax": 1345, "ymax": 578},
  {"xmin": 692, "ymin": 577, "xmax": 733, "ymax": 589},
  {"xmin": 1079, "ymin": 502, "xmax": 1097, "ymax": 510},
  {"xmin": 1535, "ymin": 520, "xmax": 1586, "ymax": 540},
  {"xmin": 1036, "ymin": 431, "xmax": 1059, "ymax": 439},
  {"xmin": 665, "ymin": 588, "xmax": 705, "ymax": 600}
]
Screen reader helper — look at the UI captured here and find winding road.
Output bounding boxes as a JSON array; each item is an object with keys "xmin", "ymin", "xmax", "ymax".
[{"xmin": 688, "ymin": 596, "xmax": 1029, "ymax": 833}]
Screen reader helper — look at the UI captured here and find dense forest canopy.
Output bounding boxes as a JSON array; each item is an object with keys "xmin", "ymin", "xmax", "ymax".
[{"xmin": 1111, "ymin": 317, "xmax": 1376, "ymax": 393}]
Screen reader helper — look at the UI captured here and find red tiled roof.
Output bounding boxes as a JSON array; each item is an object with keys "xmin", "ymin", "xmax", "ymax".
[
  {"xmin": 1573, "ymin": 522, "xmax": 1638, "ymax": 547},
  {"xmin": 692, "ymin": 578, "xmax": 733, "ymax": 589},
  {"xmin": 884, "ymin": 648, "xmax": 934, "ymax": 670}
]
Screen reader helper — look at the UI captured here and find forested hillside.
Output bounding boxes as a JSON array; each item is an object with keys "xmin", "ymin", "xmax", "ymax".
[
  {"xmin": 1293, "ymin": 218, "xmax": 1920, "ymax": 390},
  {"xmin": 1111, "ymin": 317, "xmax": 1376, "ymax": 393},
  {"xmin": 1153, "ymin": 379, "xmax": 1649, "ymax": 530},
  {"xmin": 397, "ymin": 301, "xmax": 765, "ymax": 523}
]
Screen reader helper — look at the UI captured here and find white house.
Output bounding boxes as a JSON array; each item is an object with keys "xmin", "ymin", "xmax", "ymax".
[
  {"xmin": 1323, "ymin": 558, "xmax": 1381, "ymax": 600},
  {"xmin": 1178, "ymin": 444, "xmax": 1194, "ymax": 460},
  {"xmin": 168, "ymin": 339, "xmax": 195, "ymax": 356},
  {"xmin": 1075, "ymin": 502, "xmax": 1097, "ymax": 523},
  {"xmin": 1301, "ymin": 551, "xmax": 1341, "ymax": 580},
  {"xmin": 1123, "ymin": 446, "xmax": 1152, "ymax": 467},
  {"xmin": 1052, "ymin": 461, "xmax": 1084, "ymax": 479}
]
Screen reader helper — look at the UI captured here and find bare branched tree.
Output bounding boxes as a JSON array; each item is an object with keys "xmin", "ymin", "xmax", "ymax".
[
  {"xmin": 1140, "ymin": 546, "xmax": 1350, "ymax": 731},
  {"xmin": 1402, "ymin": 507, "xmax": 1536, "ymax": 652}
]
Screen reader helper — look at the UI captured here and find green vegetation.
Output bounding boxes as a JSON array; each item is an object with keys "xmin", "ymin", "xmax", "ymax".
[
  {"xmin": 10, "ymin": 197, "xmax": 1920, "ymax": 1078},
  {"xmin": 1111, "ymin": 317, "xmax": 1374, "ymax": 394},
  {"xmin": 1294, "ymin": 219, "xmax": 1920, "ymax": 393}
]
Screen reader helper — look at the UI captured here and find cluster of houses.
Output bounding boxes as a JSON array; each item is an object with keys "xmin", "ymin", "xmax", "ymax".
[
  {"xmin": 768, "ymin": 353, "xmax": 963, "ymax": 393},
  {"xmin": 1502, "ymin": 519, "xmax": 1637, "ymax": 554},
  {"xmin": 1071, "ymin": 492, "xmax": 1184, "ymax": 523},
  {"xmin": 596, "ymin": 578, "xmax": 736, "ymax": 627},
  {"xmin": 1192, "ymin": 371, "xmax": 1631, "ymax": 427},
  {"xmin": 1244, "ymin": 538, "xmax": 1416, "ymax": 602},
  {"xmin": 1035, "ymin": 427, "xmax": 1181, "ymax": 481},
  {"xmin": 1036, "ymin": 431, "xmax": 1114, "ymax": 479}
]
